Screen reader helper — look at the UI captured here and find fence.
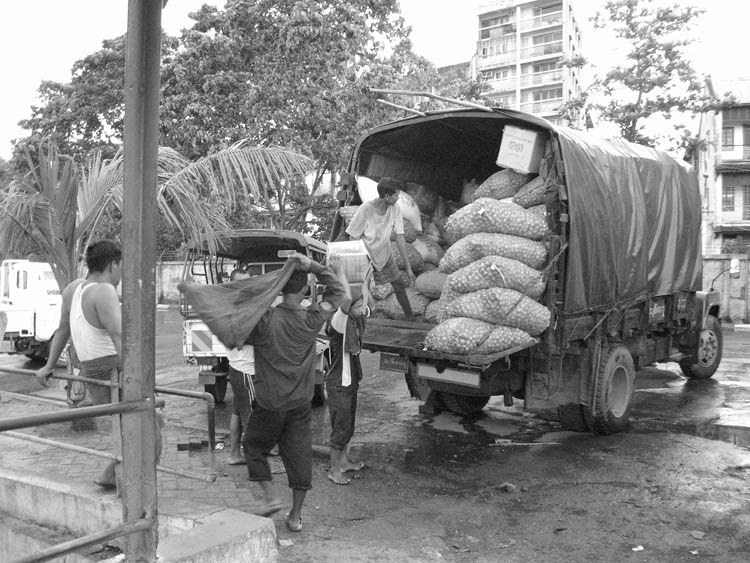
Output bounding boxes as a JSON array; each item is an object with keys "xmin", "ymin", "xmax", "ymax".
[{"xmin": 0, "ymin": 366, "xmax": 217, "ymax": 562}]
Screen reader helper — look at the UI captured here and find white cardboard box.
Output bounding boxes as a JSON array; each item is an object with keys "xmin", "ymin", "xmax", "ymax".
[{"xmin": 496, "ymin": 125, "xmax": 546, "ymax": 174}]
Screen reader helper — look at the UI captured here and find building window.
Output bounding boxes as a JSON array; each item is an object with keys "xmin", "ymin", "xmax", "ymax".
[
  {"xmin": 533, "ymin": 3, "xmax": 562, "ymax": 17},
  {"xmin": 722, "ymin": 127, "xmax": 734, "ymax": 150},
  {"xmin": 533, "ymin": 61, "xmax": 560, "ymax": 73},
  {"xmin": 532, "ymin": 31, "xmax": 562, "ymax": 45},
  {"xmin": 533, "ymin": 88, "xmax": 563, "ymax": 101},
  {"xmin": 744, "ymin": 186, "xmax": 750, "ymax": 220},
  {"xmin": 723, "ymin": 186, "xmax": 735, "ymax": 212}
]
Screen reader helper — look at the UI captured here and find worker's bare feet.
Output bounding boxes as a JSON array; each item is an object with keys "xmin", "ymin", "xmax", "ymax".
[
  {"xmin": 340, "ymin": 459, "xmax": 365, "ymax": 473},
  {"xmin": 327, "ymin": 470, "xmax": 351, "ymax": 485}
]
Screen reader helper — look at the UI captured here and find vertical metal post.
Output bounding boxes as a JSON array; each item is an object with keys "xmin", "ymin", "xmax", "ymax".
[{"xmin": 122, "ymin": 0, "xmax": 162, "ymax": 560}]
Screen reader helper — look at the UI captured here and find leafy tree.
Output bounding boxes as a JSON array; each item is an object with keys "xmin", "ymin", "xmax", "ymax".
[
  {"xmin": 589, "ymin": 0, "xmax": 706, "ymax": 146},
  {"xmin": 12, "ymin": 1, "xmax": 481, "ymax": 241},
  {"xmin": 0, "ymin": 141, "xmax": 314, "ymax": 289}
]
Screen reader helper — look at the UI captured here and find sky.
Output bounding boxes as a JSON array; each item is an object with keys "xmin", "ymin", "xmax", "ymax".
[{"xmin": 1, "ymin": 0, "xmax": 749, "ymax": 160}]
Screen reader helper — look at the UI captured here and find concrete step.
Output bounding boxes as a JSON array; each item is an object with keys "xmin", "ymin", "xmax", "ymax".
[
  {"xmin": 0, "ymin": 467, "xmax": 277, "ymax": 562},
  {"xmin": 0, "ymin": 511, "xmax": 109, "ymax": 562}
]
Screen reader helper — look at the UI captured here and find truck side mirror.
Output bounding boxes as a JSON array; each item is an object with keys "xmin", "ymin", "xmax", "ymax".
[{"xmin": 729, "ymin": 258, "xmax": 741, "ymax": 279}]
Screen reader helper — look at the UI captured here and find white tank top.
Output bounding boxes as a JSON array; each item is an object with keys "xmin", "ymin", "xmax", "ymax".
[{"xmin": 70, "ymin": 283, "xmax": 117, "ymax": 361}]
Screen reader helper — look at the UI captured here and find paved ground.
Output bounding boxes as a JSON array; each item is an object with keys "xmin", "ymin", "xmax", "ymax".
[{"xmin": 2, "ymin": 311, "xmax": 750, "ymax": 562}]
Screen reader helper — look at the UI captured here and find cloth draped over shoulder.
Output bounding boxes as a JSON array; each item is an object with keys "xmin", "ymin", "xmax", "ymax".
[{"xmin": 177, "ymin": 261, "xmax": 297, "ymax": 349}]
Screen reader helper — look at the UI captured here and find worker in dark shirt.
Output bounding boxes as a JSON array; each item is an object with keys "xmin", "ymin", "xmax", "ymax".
[{"xmin": 243, "ymin": 251, "xmax": 345, "ymax": 532}]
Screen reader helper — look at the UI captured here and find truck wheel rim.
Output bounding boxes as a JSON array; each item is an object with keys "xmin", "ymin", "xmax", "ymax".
[
  {"xmin": 697, "ymin": 330, "xmax": 718, "ymax": 367},
  {"xmin": 608, "ymin": 365, "xmax": 631, "ymax": 418}
]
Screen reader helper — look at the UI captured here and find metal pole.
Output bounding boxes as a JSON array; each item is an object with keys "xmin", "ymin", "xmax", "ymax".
[
  {"xmin": 10, "ymin": 518, "xmax": 151, "ymax": 563},
  {"xmin": 122, "ymin": 0, "xmax": 162, "ymax": 559},
  {"xmin": 0, "ymin": 400, "xmax": 153, "ymax": 432}
]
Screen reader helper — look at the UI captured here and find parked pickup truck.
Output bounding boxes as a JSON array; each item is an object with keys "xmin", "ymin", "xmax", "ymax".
[
  {"xmin": 179, "ymin": 229, "xmax": 330, "ymax": 404},
  {"xmin": 0, "ymin": 259, "xmax": 61, "ymax": 360},
  {"xmin": 331, "ymin": 103, "xmax": 738, "ymax": 435}
]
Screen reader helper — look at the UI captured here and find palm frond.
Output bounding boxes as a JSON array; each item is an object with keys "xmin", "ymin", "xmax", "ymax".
[{"xmin": 157, "ymin": 143, "xmax": 316, "ymax": 253}]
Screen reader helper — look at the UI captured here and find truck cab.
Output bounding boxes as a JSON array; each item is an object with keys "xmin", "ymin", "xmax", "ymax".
[
  {"xmin": 179, "ymin": 229, "xmax": 329, "ymax": 404},
  {"xmin": 0, "ymin": 260, "xmax": 61, "ymax": 359}
]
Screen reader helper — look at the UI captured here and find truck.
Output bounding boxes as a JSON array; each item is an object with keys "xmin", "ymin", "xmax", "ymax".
[
  {"xmin": 0, "ymin": 259, "xmax": 62, "ymax": 360},
  {"xmin": 180, "ymin": 229, "xmax": 330, "ymax": 405},
  {"xmin": 331, "ymin": 103, "xmax": 736, "ymax": 435}
]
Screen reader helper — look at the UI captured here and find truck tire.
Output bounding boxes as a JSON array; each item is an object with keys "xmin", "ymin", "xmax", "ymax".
[
  {"xmin": 404, "ymin": 361, "xmax": 431, "ymax": 401},
  {"xmin": 583, "ymin": 345, "xmax": 635, "ymax": 435},
  {"xmin": 679, "ymin": 316, "xmax": 722, "ymax": 380},
  {"xmin": 205, "ymin": 376, "xmax": 228, "ymax": 404},
  {"xmin": 439, "ymin": 392, "xmax": 490, "ymax": 416}
]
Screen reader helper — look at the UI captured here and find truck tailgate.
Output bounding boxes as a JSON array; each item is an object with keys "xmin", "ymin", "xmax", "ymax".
[{"xmin": 363, "ymin": 317, "xmax": 538, "ymax": 369}]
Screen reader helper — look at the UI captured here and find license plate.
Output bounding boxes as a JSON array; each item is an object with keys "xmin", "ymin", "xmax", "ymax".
[
  {"xmin": 380, "ymin": 353, "xmax": 408, "ymax": 372},
  {"xmin": 417, "ymin": 363, "xmax": 481, "ymax": 388}
]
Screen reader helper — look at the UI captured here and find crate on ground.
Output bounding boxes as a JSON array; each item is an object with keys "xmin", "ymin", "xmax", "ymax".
[{"xmin": 327, "ymin": 240, "xmax": 371, "ymax": 283}]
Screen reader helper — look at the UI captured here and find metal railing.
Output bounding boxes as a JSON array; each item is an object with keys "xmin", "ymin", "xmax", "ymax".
[{"xmin": 0, "ymin": 366, "xmax": 218, "ymax": 562}]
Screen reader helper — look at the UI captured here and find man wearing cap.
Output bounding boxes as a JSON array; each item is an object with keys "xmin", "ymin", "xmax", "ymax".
[{"xmin": 346, "ymin": 177, "xmax": 415, "ymax": 320}]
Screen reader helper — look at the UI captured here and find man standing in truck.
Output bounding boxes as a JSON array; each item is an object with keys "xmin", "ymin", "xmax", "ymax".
[{"xmin": 346, "ymin": 177, "xmax": 416, "ymax": 320}]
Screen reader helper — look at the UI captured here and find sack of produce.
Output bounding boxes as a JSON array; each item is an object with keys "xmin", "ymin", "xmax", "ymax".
[
  {"xmin": 390, "ymin": 241, "xmax": 425, "ymax": 274},
  {"xmin": 439, "ymin": 233, "xmax": 548, "ymax": 273},
  {"xmin": 406, "ymin": 182, "xmax": 438, "ymax": 216},
  {"xmin": 371, "ymin": 288, "xmax": 430, "ymax": 320},
  {"xmin": 422, "ymin": 221, "xmax": 442, "ymax": 244},
  {"xmin": 424, "ymin": 317, "xmax": 496, "ymax": 354},
  {"xmin": 369, "ymin": 281, "xmax": 394, "ymax": 301},
  {"xmin": 424, "ymin": 299, "xmax": 442, "ymax": 323},
  {"xmin": 390, "ymin": 220, "xmax": 418, "ymax": 243},
  {"xmin": 396, "ymin": 190, "xmax": 423, "ymax": 233},
  {"xmin": 412, "ymin": 235, "xmax": 445, "ymax": 266},
  {"xmin": 443, "ymin": 255, "xmax": 546, "ymax": 300},
  {"xmin": 527, "ymin": 204, "xmax": 546, "ymax": 216},
  {"xmin": 415, "ymin": 270, "xmax": 448, "ymax": 299},
  {"xmin": 338, "ymin": 205, "xmax": 359, "ymax": 224},
  {"xmin": 472, "ymin": 169, "xmax": 531, "ymax": 201},
  {"xmin": 512, "ymin": 176, "xmax": 546, "ymax": 208},
  {"xmin": 442, "ymin": 287, "xmax": 550, "ymax": 335},
  {"xmin": 475, "ymin": 325, "xmax": 537, "ymax": 355},
  {"xmin": 444, "ymin": 198, "xmax": 550, "ymax": 244}
]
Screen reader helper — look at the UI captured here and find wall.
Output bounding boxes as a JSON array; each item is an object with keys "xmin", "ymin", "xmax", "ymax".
[
  {"xmin": 702, "ymin": 255, "xmax": 749, "ymax": 323},
  {"xmin": 156, "ymin": 261, "xmax": 185, "ymax": 304}
]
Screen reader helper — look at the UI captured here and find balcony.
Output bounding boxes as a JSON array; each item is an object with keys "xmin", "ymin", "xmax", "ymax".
[
  {"xmin": 519, "ymin": 68, "xmax": 563, "ymax": 88},
  {"xmin": 484, "ymin": 77, "xmax": 517, "ymax": 93},
  {"xmin": 519, "ymin": 11, "xmax": 563, "ymax": 32},
  {"xmin": 519, "ymin": 41, "xmax": 563, "ymax": 60},
  {"xmin": 520, "ymin": 98, "xmax": 562, "ymax": 115}
]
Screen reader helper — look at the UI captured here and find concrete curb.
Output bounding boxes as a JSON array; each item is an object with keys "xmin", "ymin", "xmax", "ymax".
[{"xmin": 0, "ymin": 467, "xmax": 278, "ymax": 562}]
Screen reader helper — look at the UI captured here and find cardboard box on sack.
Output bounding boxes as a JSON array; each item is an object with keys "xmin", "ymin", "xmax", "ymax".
[{"xmin": 496, "ymin": 125, "xmax": 546, "ymax": 174}]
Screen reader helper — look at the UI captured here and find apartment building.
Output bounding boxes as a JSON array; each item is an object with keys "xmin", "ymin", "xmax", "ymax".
[
  {"xmin": 694, "ymin": 78, "xmax": 750, "ymax": 255},
  {"xmin": 474, "ymin": 0, "xmax": 583, "ymax": 126}
]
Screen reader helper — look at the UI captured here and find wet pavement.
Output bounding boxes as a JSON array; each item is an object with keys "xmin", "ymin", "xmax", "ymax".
[{"xmin": 1, "ymin": 310, "xmax": 749, "ymax": 562}]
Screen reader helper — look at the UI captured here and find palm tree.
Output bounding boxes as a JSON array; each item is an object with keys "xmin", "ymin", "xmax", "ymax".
[{"xmin": 0, "ymin": 140, "xmax": 317, "ymax": 291}]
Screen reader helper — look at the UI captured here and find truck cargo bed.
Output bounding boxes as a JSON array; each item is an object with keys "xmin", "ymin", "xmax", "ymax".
[{"xmin": 363, "ymin": 317, "xmax": 538, "ymax": 369}]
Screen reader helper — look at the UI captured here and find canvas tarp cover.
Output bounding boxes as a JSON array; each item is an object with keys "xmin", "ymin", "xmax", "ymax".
[
  {"xmin": 178, "ymin": 261, "xmax": 296, "ymax": 348},
  {"xmin": 555, "ymin": 127, "xmax": 702, "ymax": 315}
]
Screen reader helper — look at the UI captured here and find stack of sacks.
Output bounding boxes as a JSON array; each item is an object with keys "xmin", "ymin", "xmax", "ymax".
[
  {"xmin": 425, "ymin": 171, "xmax": 551, "ymax": 355},
  {"xmin": 444, "ymin": 198, "xmax": 550, "ymax": 245},
  {"xmin": 471, "ymin": 169, "xmax": 530, "ymax": 201}
]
